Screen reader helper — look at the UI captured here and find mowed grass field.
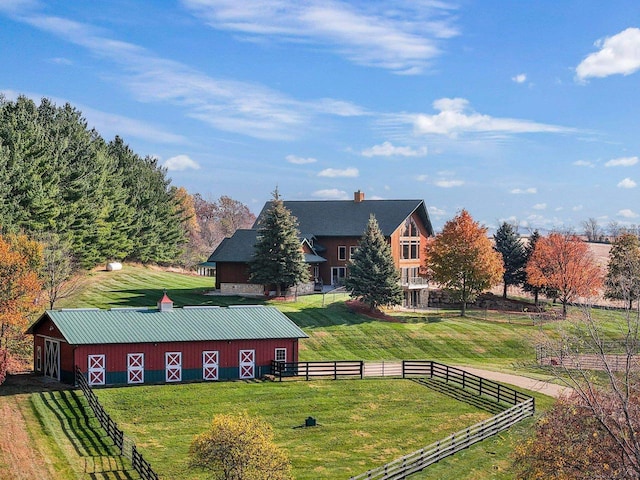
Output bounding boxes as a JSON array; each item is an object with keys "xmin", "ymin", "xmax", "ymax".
[
  {"xmin": 7, "ymin": 264, "xmax": 589, "ymax": 478},
  {"xmin": 94, "ymin": 379, "xmax": 496, "ymax": 479}
]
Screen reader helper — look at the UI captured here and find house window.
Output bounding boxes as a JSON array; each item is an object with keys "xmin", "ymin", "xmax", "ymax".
[
  {"xmin": 400, "ymin": 218, "xmax": 420, "ymax": 260},
  {"xmin": 275, "ymin": 348, "xmax": 287, "ymax": 363},
  {"xmin": 36, "ymin": 346, "xmax": 41, "ymax": 372},
  {"xmin": 338, "ymin": 246, "xmax": 347, "ymax": 261},
  {"xmin": 349, "ymin": 246, "xmax": 358, "ymax": 258}
]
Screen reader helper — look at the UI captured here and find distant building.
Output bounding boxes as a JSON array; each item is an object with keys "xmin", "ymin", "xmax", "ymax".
[{"xmin": 206, "ymin": 191, "xmax": 434, "ymax": 307}]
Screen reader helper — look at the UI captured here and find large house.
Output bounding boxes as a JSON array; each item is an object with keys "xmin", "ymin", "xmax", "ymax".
[{"xmin": 206, "ymin": 191, "xmax": 434, "ymax": 307}]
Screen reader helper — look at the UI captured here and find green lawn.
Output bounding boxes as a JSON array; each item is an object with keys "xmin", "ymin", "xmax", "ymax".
[
  {"xmin": 95, "ymin": 379, "xmax": 498, "ymax": 479},
  {"xmin": 19, "ymin": 264, "xmax": 630, "ymax": 479}
]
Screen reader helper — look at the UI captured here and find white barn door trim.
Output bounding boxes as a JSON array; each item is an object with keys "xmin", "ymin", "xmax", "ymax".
[
  {"xmin": 44, "ymin": 338, "xmax": 60, "ymax": 381},
  {"xmin": 88, "ymin": 354, "xmax": 106, "ymax": 386},
  {"xmin": 202, "ymin": 350, "xmax": 219, "ymax": 381},
  {"xmin": 165, "ymin": 352, "xmax": 182, "ymax": 382},
  {"xmin": 127, "ymin": 353, "xmax": 144, "ymax": 384},
  {"xmin": 239, "ymin": 349, "xmax": 255, "ymax": 379}
]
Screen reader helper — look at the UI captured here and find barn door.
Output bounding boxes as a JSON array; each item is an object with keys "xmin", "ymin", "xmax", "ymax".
[
  {"xmin": 44, "ymin": 339, "xmax": 60, "ymax": 381},
  {"xmin": 165, "ymin": 352, "xmax": 182, "ymax": 382},
  {"xmin": 202, "ymin": 351, "xmax": 219, "ymax": 381},
  {"xmin": 239, "ymin": 349, "xmax": 255, "ymax": 379},
  {"xmin": 127, "ymin": 353, "xmax": 144, "ymax": 384},
  {"xmin": 88, "ymin": 354, "xmax": 106, "ymax": 386}
]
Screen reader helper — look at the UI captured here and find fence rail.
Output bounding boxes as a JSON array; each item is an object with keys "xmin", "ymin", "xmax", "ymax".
[
  {"xmin": 348, "ymin": 361, "xmax": 535, "ymax": 480},
  {"xmin": 75, "ymin": 367, "xmax": 159, "ymax": 480},
  {"xmin": 271, "ymin": 360, "xmax": 363, "ymax": 380}
]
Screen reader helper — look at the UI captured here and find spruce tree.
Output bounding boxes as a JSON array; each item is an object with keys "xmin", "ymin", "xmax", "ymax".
[
  {"xmin": 523, "ymin": 230, "xmax": 543, "ymax": 305},
  {"xmin": 494, "ymin": 222, "xmax": 527, "ymax": 299},
  {"xmin": 249, "ymin": 189, "xmax": 308, "ymax": 296},
  {"xmin": 345, "ymin": 215, "xmax": 403, "ymax": 311},
  {"xmin": 604, "ymin": 233, "xmax": 640, "ymax": 309}
]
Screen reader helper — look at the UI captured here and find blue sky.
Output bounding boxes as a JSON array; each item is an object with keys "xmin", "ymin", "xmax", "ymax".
[{"xmin": 1, "ymin": 0, "xmax": 639, "ymax": 232}]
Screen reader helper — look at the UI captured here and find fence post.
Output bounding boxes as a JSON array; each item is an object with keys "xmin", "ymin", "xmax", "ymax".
[{"xmin": 360, "ymin": 361, "xmax": 364, "ymax": 379}]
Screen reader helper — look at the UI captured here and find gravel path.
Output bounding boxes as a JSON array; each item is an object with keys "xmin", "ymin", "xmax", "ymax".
[{"xmin": 452, "ymin": 366, "xmax": 572, "ymax": 398}]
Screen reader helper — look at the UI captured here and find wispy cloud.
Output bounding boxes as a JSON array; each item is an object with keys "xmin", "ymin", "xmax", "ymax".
[
  {"xmin": 411, "ymin": 98, "xmax": 573, "ymax": 137},
  {"xmin": 618, "ymin": 209, "xmax": 639, "ymax": 218},
  {"xmin": 435, "ymin": 179, "xmax": 463, "ymax": 188},
  {"xmin": 605, "ymin": 156, "xmax": 638, "ymax": 167},
  {"xmin": 510, "ymin": 187, "xmax": 537, "ymax": 194},
  {"xmin": 3, "ymin": 3, "xmax": 365, "ymax": 141},
  {"xmin": 429, "ymin": 206, "xmax": 446, "ymax": 216},
  {"xmin": 532, "ymin": 203, "xmax": 547, "ymax": 210},
  {"xmin": 512, "ymin": 73, "xmax": 527, "ymax": 83},
  {"xmin": 576, "ymin": 28, "xmax": 640, "ymax": 80},
  {"xmin": 286, "ymin": 154, "xmax": 317, "ymax": 165},
  {"xmin": 163, "ymin": 154, "xmax": 201, "ymax": 171},
  {"xmin": 182, "ymin": 0, "xmax": 459, "ymax": 75},
  {"xmin": 617, "ymin": 178, "xmax": 637, "ymax": 189},
  {"xmin": 312, "ymin": 188, "xmax": 349, "ymax": 200},
  {"xmin": 573, "ymin": 160, "xmax": 595, "ymax": 167},
  {"xmin": 361, "ymin": 141, "xmax": 427, "ymax": 158},
  {"xmin": 1, "ymin": 89, "xmax": 187, "ymax": 144},
  {"xmin": 318, "ymin": 167, "xmax": 359, "ymax": 178}
]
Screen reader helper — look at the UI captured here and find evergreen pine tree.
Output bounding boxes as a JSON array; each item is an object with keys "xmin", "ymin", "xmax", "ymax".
[
  {"xmin": 494, "ymin": 222, "xmax": 527, "ymax": 299},
  {"xmin": 249, "ymin": 189, "xmax": 308, "ymax": 296},
  {"xmin": 604, "ymin": 233, "xmax": 640, "ymax": 309},
  {"xmin": 345, "ymin": 215, "xmax": 403, "ymax": 311},
  {"xmin": 522, "ymin": 230, "xmax": 544, "ymax": 305}
]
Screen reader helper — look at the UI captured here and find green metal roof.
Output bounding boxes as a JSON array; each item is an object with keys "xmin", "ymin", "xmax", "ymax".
[{"xmin": 33, "ymin": 306, "xmax": 308, "ymax": 345}]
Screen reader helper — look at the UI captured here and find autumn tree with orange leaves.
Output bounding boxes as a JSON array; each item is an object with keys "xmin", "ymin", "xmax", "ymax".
[
  {"xmin": 0, "ymin": 233, "xmax": 42, "ymax": 384},
  {"xmin": 425, "ymin": 210, "xmax": 504, "ymax": 316},
  {"xmin": 526, "ymin": 232, "xmax": 602, "ymax": 318}
]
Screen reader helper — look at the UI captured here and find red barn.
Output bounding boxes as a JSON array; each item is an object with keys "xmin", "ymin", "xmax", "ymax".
[{"xmin": 27, "ymin": 295, "xmax": 307, "ymax": 386}]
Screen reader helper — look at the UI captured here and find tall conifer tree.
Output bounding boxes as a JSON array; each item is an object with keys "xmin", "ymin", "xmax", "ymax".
[
  {"xmin": 494, "ymin": 222, "xmax": 526, "ymax": 299},
  {"xmin": 345, "ymin": 215, "xmax": 403, "ymax": 311},
  {"xmin": 249, "ymin": 189, "xmax": 308, "ymax": 296}
]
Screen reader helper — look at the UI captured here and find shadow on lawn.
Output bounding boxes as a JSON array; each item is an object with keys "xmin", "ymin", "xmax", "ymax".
[{"xmin": 37, "ymin": 390, "xmax": 138, "ymax": 479}]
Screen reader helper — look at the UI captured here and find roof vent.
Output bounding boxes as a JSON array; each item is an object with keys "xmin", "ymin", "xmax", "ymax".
[
  {"xmin": 157, "ymin": 292, "xmax": 174, "ymax": 312},
  {"xmin": 354, "ymin": 190, "xmax": 365, "ymax": 203}
]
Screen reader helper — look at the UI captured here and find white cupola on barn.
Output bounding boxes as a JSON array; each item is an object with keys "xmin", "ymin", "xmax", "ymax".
[{"xmin": 157, "ymin": 292, "xmax": 174, "ymax": 312}]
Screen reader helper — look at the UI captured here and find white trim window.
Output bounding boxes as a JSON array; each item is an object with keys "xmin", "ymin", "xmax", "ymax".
[
  {"xmin": 275, "ymin": 348, "xmax": 287, "ymax": 363},
  {"xmin": 338, "ymin": 246, "xmax": 347, "ymax": 261}
]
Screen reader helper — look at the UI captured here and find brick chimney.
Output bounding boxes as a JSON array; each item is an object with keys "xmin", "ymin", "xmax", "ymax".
[
  {"xmin": 157, "ymin": 292, "xmax": 173, "ymax": 312},
  {"xmin": 354, "ymin": 190, "xmax": 365, "ymax": 203}
]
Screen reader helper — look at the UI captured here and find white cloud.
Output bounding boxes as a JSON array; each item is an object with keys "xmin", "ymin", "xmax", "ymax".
[
  {"xmin": 183, "ymin": 0, "xmax": 459, "ymax": 75},
  {"xmin": 573, "ymin": 160, "xmax": 595, "ymax": 167},
  {"xmin": 413, "ymin": 98, "xmax": 572, "ymax": 137},
  {"xmin": 605, "ymin": 156, "xmax": 638, "ymax": 167},
  {"xmin": 532, "ymin": 203, "xmax": 547, "ymax": 210},
  {"xmin": 576, "ymin": 28, "xmax": 640, "ymax": 80},
  {"xmin": 512, "ymin": 73, "xmax": 527, "ymax": 83},
  {"xmin": 429, "ymin": 206, "xmax": 446, "ymax": 215},
  {"xmin": 618, "ymin": 209, "xmax": 639, "ymax": 219},
  {"xmin": 435, "ymin": 179, "xmax": 464, "ymax": 188},
  {"xmin": 318, "ymin": 167, "xmax": 359, "ymax": 178},
  {"xmin": 286, "ymin": 154, "xmax": 317, "ymax": 165},
  {"xmin": 361, "ymin": 141, "xmax": 427, "ymax": 158},
  {"xmin": 510, "ymin": 187, "xmax": 537, "ymax": 194},
  {"xmin": 416, "ymin": 174, "xmax": 429, "ymax": 182},
  {"xmin": 163, "ymin": 154, "xmax": 201, "ymax": 171},
  {"xmin": 5, "ymin": 7, "xmax": 366, "ymax": 141},
  {"xmin": 618, "ymin": 178, "xmax": 637, "ymax": 189},
  {"xmin": 573, "ymin": 205, "xmax": 584, "ymax": 211},
  {"xmin": 312, "ymin": 189, "xmax": 349, "ymax": 200}
]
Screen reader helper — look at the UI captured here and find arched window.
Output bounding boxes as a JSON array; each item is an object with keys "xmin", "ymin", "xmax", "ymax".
[{"xmin": 400, "ymin": 217, "xmax": 420, "ymax": 259}]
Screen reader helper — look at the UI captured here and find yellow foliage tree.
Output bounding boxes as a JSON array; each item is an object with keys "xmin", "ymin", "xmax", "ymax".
[
  {"xmin": 189, "ymin": 412, "xmax": 293, "ymax": 480},
  {"xmin": 425, "ymin": 210, "xmax": 504, "ymax": 316},
  {"xmin": 0, "ymin": 233, "xmax": 42, "ymax": 382}
]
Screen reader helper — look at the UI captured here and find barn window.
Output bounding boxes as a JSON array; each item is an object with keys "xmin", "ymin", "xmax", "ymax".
[
  {"xmin": 338, "ymin": 246, "xmax": 347, "ymax": 261},
  {"xmin": 275, "ymin": 348, "xmax": 287, "ymax": 363},
  {"xmin": 36, "ymin": 346, "xmax": 41, "ymax": 372}
]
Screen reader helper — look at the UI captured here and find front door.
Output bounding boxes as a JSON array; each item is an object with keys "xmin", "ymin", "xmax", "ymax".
[
  {"xmin": 239, "ymin": 349, "xmax": 255, "ymax": 379},
  {"xmin": 44, "ymin": 339, "xmax": 60, "ymax": 380},
  {"xmin": 88, "ymin": 354, "xmax": 106, "ymax": 386}
]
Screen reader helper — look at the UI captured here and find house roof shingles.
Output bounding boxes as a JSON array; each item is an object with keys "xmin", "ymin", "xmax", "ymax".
[{"xmin": 31, "ymin": 306, "xmax": 308, "ymax": 345}]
